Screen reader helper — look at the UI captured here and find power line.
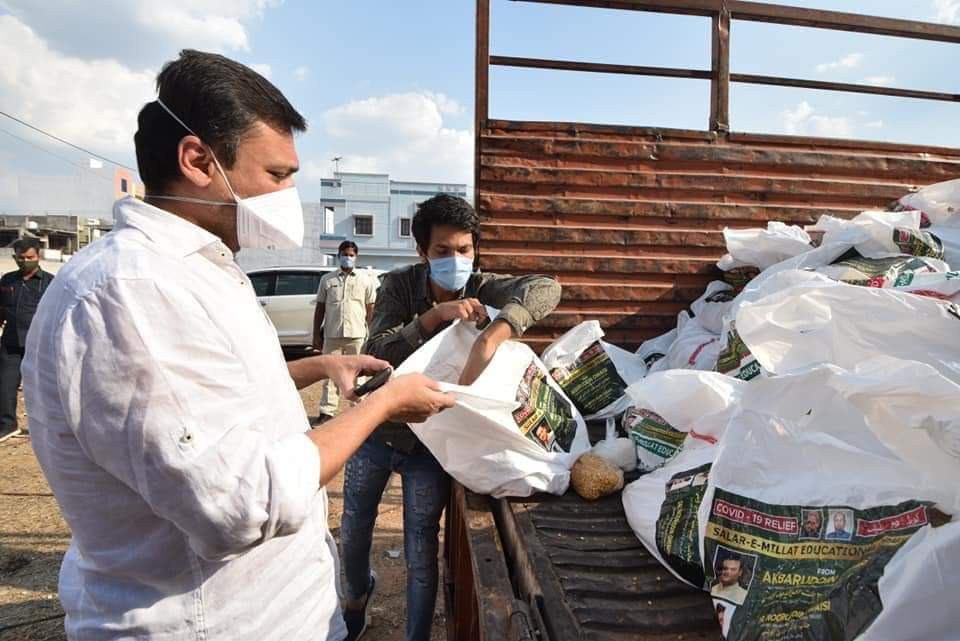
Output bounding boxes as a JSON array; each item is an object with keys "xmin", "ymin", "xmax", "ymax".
[
  {"xmin": 0, "ymin": 109, "xmax": 137, "ymax": 172},
  {"xmin": 0, "ymin": 127, "xmax": 115, "ymax": 185}
]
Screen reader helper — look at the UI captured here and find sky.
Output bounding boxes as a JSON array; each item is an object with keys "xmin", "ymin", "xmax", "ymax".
[{"xmin": 0, "ymin": 0, "xmax": 958, "ymax": 212}]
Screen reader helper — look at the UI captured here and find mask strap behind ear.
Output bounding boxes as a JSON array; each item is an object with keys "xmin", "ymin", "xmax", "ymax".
[{"xmin": 155, "ymin": 97, "xmax": 240, "ymax": 201}]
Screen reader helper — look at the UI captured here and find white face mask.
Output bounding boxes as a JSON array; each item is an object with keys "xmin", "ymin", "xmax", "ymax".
[{"xmin": 151, "ymin": 98, "xmax": 304, "ymax": 251}]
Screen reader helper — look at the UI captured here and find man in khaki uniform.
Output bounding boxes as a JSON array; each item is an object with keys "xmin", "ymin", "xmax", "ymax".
[{"xmin": 313, "ymin": 241, "xmax": 377, "ymax": 421}]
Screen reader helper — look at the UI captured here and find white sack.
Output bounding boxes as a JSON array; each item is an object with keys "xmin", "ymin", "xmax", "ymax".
[
  {"xmin": 895, "ymin": 178, "xmax": 960, "ymax": 269},
  {"xmin": 896, "ymin": 177, "xmax": 960, "ymax": 226},
  {"xmin": 636, "ymin": 327, "xmax": 677, "ymax": 372},
  {"xmin": 890, "ymin": 270, "xmax": 960, "ymax": 301},
  {"xmin": 736, "ymin": 275, "xmax": 960, "ymax": 383},
  {"xmin": 717, "ymin": 222, "xmax": 812, "ymax": 271},
  {"xmin": 541, "ymin": 320, "xmax": 647, "ymax": 420},
  {"xmin": 690, "ymin": 281, "xmax": 736, "ymax": 335},
  {"xmin": 397, "ymin": 319, "xmax": 590, "ymax": 498},
  {"xmin": 814, "ymin": 253, "xmax": 948, "ymax": 287},
  {"xmin": 698, "ymin": 358, "xmax": 960, "ymax": 639},
  {"xmin": 811, "ymin": 210, "xmax": 944, "ymax": 260},
  {"xmin": 590, "ymin": 437, "xmax": 637, "ymax": 472},
  {"xmin": 621, "ymin": 370, "xmax": 746, "ymax": 586},
  {"xmin": 744, "ymin": 210, "xmax": 943, "ymax": 293},
  {"xmin": 665, "ymin": 312, "xmax": 722, "ymax": 372}
]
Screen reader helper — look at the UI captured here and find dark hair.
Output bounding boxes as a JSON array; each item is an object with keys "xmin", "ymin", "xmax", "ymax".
[
  {"xmin": 135, "ymin": 49, "xmax": 307, "ymax": 193},
  {"xmin": 412, "ymin": 194, "xmax": 479, "ymax": 252},
  {"xmin": 338, "ymin": 240, "xmax": 359, "ymax": 255},
  {"xmin": 13, "ymin": 237, "xmax": 40, "ymax": 253}
]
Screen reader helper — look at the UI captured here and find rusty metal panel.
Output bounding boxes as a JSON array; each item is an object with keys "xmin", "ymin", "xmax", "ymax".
[
  {"xmin": 444, "ymin": 482, "xmax": 534, "ymax": 641},
  {"xmin": 478, "ymin": 121, "xmax": 960, "ymax": 350}
]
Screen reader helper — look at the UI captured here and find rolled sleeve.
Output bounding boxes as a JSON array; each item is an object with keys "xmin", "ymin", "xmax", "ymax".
[
  {"xmin": 497, "ymin": 302, "xmax": 535, "ymax": 337},
  {"xmin": 263, "ymin": 433, "xmax": 322, "ymax": 539},
  {"xmin": 477, "ymin": 274, "xmax": 561, "ymax": 336},
  {"xmin": 399, "ymin": 317, "xmax": 427, "ymax": 349},
  {"xmin": 59, "ymin": 278, "xmax": 320, "ymax": 561}
]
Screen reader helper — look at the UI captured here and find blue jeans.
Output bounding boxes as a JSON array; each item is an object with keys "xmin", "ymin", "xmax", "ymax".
[{"xmin": 340, "ymin": 438, "xmax": 450, "ymax": 641}]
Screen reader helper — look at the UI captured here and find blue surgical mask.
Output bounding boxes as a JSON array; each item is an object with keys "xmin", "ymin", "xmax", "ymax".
[
  {"xmin": 339, "ymin": 254, "xmax": 356, "ymax": 269},
  {"xmin": 429, "ymin": 255, "xmax": 474, "ymax": 292}
]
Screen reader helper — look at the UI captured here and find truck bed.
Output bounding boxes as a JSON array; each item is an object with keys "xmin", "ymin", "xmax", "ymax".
[
  {"xmin": 443, "ymin": 423, "xmax": 720, "ymax": 641},
  {"xmin": 494, "ymin": 484, "xmax": 721, "ymax": 641}
]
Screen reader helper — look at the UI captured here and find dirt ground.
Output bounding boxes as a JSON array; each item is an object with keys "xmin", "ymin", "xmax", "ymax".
[{"xmin": 0, "ymin": 383, "xmax": 446, "ymax": 641}]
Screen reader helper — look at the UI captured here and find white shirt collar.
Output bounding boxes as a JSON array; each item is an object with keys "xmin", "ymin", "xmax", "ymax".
[{"xmin": 113, "ymin": 196, "xmax": 226, "ymax": 258}]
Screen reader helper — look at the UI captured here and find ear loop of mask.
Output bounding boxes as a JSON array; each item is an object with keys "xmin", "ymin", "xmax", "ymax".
[{"xmin": 154, "ymin": 98, "xmax": 242, "ymax": 203}]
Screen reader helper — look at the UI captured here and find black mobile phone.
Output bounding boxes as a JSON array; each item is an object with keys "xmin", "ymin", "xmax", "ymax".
[{"xmin": 353, "ymin": 367, "xmax": 393, "ymax": 397}]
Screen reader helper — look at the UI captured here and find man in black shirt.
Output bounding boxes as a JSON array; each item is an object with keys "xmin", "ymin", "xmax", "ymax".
[
  {"xmin": 340, "ymin": 195, "xmax": 561, "ymax": 641},
  {"xmin": 0, "ymin": 238, "xmax": 54, "ymax": 436}
]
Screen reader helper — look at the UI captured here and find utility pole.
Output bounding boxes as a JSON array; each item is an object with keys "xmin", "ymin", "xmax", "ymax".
[{"xmin": 332, "ymin": 156, "xmax": 343, "ymax": 175}]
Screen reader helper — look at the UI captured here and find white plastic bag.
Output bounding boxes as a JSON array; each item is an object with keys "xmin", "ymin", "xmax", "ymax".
[
  {"xmin": 690, "ymin": 281, "xmax": 736, "ymax": 335},
  {"xmin": 810, "ymin": 210, "xmax": 944, "ymax": 260},
  {"xmin": 717, "ymin": 222, "xmax": 812, "ymax": 271},
  {"xmin": 590, "ymin": 437, "xmax": 637, "ymax": 472},
  {"xmin": 736, "ymin": 274, "xmax": 960, "ymax": 383},
  {"xmin": 744, "ymin": 210, "xmax": 943, "ymax": 293},
  {"xmin": 665, "ymin": 312, "xmax": 722, "ymax": 372},
  {"xmin": 620, "ymin": 370, "xmax": 745, "ymax": 586},
  {"xmin": 896, "ymin": 177, "xmax": 960, "ymax": 226},
  {"xmin": 890, "ymin": 270, "xmax": 960, "ymax": 301},
  {"xmin": 698, "ymin": 358, "xmax": 960, "ymax": 640},
  {"xmin": 397, "ymin": 319, "xmax": 590, "ymax": 498},
  {"xmin": 713, "ymin": 270, "xmax": 828, "ymax": 381},
  {"xmin": 896, "ymin": 178, "xmax": 960, "ymax": 269},
  {"xmin": 541, "ymin": 320, "xmax": 647, "ymax": 419},
  {"xmin": 636, "ymin": 327, "xmax": 677, "ymax": 372},
  {"xmin": 815, "ymin": 254, "xmax": 948, "ymax": 287}
]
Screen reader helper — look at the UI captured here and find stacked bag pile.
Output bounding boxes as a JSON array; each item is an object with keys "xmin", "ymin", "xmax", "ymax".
[
  {"xmin": 394, "ymin": 177, "xmax": 960, "ymax": 639},
  {"xmin": 619, "ymin": 177, "xmax": 960, "ymax": 640}
]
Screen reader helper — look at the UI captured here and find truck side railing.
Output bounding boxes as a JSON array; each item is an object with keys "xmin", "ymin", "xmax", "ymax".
[{"xmin": 476, "ymin": 0, "xmax": 960, "ymax": 197}]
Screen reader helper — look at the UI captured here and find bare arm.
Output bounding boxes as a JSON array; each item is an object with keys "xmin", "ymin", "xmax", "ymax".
[
  {"xmin": 287, "ymin": 353, "xmax": 388, "ymax": 392},
  {"xmin": 458, "ymin": 319, "xmax": 514, "ymax": 386}
]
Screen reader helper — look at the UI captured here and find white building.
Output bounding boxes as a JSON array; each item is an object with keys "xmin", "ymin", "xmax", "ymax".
[{"xmin": 237, "ymin": 172, "xmax": 469, "ymax": 272}]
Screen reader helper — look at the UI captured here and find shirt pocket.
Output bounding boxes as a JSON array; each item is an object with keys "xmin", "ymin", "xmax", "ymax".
[
  {"xmin": 325, "ymin": 280, "xmax": 344, "ymax": 303},
  {"xmin": 0, "ymin": 285, "xmax": 15, "ymax": 307},
  {"xmin": 347, "ymin": 281, "xmax": 367, "ymax": 304}
]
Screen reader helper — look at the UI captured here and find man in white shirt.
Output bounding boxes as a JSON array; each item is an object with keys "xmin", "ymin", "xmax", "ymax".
[
  {"xmin": 710, "ymin": 557, "xmax": 750, "ymax": 605},
  {"xmin": 22, "ymin": 49, "xmax": 453, "ymax": 641}
]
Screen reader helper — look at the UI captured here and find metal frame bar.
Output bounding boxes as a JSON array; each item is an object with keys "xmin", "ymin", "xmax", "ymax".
[
  {"xmin": 489, "ymin": 55, "xmax": 711, "ymax": 80},
  {"xmin": 514, "ymin": 0, "xmax": 960, "ymax": 43},
  {"xmin": 476, "ymin": 0, "xmax": 491, "ymax": 208},
  {"xmin": 478, "ymin": 0, "xmax": 960, "ymax": 141}
]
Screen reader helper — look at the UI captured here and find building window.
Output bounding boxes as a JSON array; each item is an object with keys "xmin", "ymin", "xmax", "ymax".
[
  {"xmin": 399, "ymin": 217, "xmax": 411, "ymax": 238},
  {"xmin": 353, "ymin": 215, "xmax": 374, "ymax": 236},
  {"xmin": 324, "ymin": 206, "xmax": 335, "ymax": 234},
  {"xmin": 120, "ymin": 178, "xmax": 129, "ymax": 193}
]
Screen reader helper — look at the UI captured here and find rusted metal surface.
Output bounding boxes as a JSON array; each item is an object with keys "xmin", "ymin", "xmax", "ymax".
[
  {"xmin": 478, "ymin": 122, "xmax": 960, "ymax": 350},
  {"xmin": 480, "ymin": 1, "xmax": 960, "ymax": 350},
  {"xmin": 709, "ymin": 8, "xmax": 730, "ymax": 132},
  {"xmin": 444, "ymin": 482, "xmax": 533, "ymax": 641},
  {"xmin": 475, "ymin": 0, "xmax": 490, "ymax": 207}
]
